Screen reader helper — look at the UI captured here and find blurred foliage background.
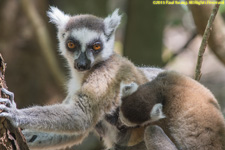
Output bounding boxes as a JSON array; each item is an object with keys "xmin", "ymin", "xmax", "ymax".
[{"xmin": 0, "ymin": 0, "xmax": 225, "ymax": 149}]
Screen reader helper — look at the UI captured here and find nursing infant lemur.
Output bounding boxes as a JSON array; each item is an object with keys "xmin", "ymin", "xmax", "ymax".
[{"xmin": 120, "ymin": 71, "xmax": 225, "ymax": 150}]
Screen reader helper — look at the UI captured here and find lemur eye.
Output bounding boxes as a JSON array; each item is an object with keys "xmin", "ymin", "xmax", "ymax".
[
  {"xmin": 67, "ymin": 40, "xmax": 76, "ymax": 49},
  {"xmin": 92, "ymin": 43, "xmax": 101, "ymax": 51}
]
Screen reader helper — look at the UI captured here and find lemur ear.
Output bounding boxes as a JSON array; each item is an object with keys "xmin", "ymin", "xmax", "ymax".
[
  {"xmin": 104, "ymin": 9, "xmax": 122, "ymax": 36},
  {"xmin": 47, "ymin": 6, "xmax": 70, "ymax": 29}
]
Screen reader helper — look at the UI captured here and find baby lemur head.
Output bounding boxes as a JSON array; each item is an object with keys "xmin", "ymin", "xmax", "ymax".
[{"xmin": 47, "ymin": 7, "xmax": 121, "ymax": 72}]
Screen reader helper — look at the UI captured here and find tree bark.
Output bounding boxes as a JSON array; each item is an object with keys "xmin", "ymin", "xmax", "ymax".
[
  {"xmin": 0, "ymin": 0, "xmax": 65, "ymax": 108},
  {"xmin": 0, "ymin": 54, "xmax": 29, "ymax": 150}
]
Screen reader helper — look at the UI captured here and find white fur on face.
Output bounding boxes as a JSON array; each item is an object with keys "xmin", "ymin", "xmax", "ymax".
[
  {"xmin": 99, "ymin": 35, "xmax": 115, "ymax": 62},
  {"xmin": 48, "ymin": 7, "xmax": 121, "ymax": 61},
  {"xmin": 70, "ymin": 28, "xmax": 115, "ymax": 63},
  {"xmin": 71, "ymin": 29, "xmax": 101, "ymax": 53},
  {"xmin": 59, "ymin": 28, "xmax": 115, "ymax": 65},
  {"xmin": 48, "ymin": 7, "xmax": 121, "ymax": 66},
  {"xmin": 57, "ymin": 28, "xmax": 100, "ymax": 65},
  {"xmin": 58, "ymin": 32, "xmax": 69, "ymax": 55}
]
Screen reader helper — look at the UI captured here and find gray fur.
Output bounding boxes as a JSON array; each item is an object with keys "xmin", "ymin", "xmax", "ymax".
[
  {"xmin": 66, "ymin": 15, "xmax": 104, "ymax": 32},
  {"xmin": 0, "ymin": 94, "xmax": 92, "ymax": 134},
  {"xmin": 22, "ymin": 129, "xmax": 86, "ymax": 150}
]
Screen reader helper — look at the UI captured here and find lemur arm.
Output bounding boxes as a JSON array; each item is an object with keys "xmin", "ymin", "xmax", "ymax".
[
  {"xmin": 22, "ymin": 129, "xmax": 87, "ymax": 150},
  {"xmin": 0, "ymin": 89, "xmax": 93, "ymax": 134}
]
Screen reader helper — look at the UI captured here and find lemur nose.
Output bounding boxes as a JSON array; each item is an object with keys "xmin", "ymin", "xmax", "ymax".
[
  {"xmin": 74, "ymin": 52, "xmax": 91, "ymax": 71},
  {"xmin": 77, "ymin": 63, "xmax": 87, "ymax": 71}
]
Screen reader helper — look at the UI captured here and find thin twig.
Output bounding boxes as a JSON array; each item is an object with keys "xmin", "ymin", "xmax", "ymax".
[{"xmin": 194, "ymin": 1, "xmax": 221, "ymax": 81}]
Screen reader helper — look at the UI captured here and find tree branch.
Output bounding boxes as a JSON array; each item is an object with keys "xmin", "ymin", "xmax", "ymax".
[
  {"xmin": 188, "ymin": 0, "xmax": 225, "ymax": 66},
  {"xmin": 194, "ymin": 1, "xmax": 221, "ymax": 81},
  {"xmin": 0, "ymin": 54, "xmax": 29, "ymax": 150}
]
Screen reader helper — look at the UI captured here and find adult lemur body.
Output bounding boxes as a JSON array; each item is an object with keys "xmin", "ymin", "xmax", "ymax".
[{"xmin": 0, "ymin": 7, "xmax": 224, "ymax": 150}]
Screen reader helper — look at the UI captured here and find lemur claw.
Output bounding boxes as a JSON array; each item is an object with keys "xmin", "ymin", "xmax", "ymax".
[
  {"xmin": 1, "ymin": 88, "xmax": 14, "ymax": 101},
  {"xmin": 0, "ymin": 98, "xmax": 11, "ymax": 106},
  {"xmin": 0, "ymin": 88, "xmax": 16, "ymax": 108},
  {"xmin": 0, "ymin": 88, "xmax": 18, "ymax": 126},
  {"xmin": 0, "ymin": 104, "xmax": 10, "ymax": 112}
]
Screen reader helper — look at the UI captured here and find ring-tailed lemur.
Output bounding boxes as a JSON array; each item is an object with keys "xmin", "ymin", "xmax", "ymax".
[
  {"xmin": 0, "ymin": 7, "xmax": 174, "ymax": 150},
  {"xmin": 119, "ymin": 71, "xmax": 225, "ymax": 150}
]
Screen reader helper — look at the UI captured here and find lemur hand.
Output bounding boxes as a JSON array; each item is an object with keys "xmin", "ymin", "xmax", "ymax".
[{"xmin": 0, "ymin": 88, "xmax": 20, "ymax": 127}]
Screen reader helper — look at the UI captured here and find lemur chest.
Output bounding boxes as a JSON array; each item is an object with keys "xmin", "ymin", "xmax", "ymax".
[{"xmin": 67, "ymin": 73, "xmax": 83, "ymax": 96}]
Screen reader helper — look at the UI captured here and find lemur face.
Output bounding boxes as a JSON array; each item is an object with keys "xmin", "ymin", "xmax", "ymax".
[
  {"xmin": 47, "ymin": 7, "xmax": 121, "ymax": 72},
  {"xmin": 63, "ymin": 17, "xmax": 110, "ymax": 72}
]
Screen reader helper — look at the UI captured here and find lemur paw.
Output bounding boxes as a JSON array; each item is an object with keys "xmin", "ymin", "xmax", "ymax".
[
  {"xmin": 0, "ymin": 88, "xmax": 19, "ymax": 127},
  {"xmin": 0, "ymin": 88, "xmax": 16, "ymax": 107},
  {"xmin": 120, "ymin": 82, "xmax": 139, "ymax": 99}
]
